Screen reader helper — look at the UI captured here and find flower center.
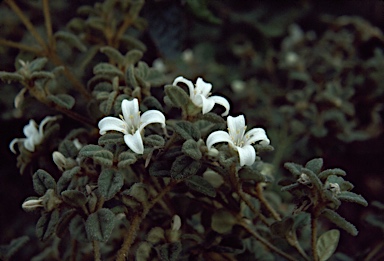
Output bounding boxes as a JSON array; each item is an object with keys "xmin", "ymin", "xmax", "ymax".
[
  {"xmin": 228, "ymin": 126, "xmax": 247, "ymax": 147},
  {"xmin": 121, "ymin": 112, "xmax": 141, "ymax": 135}
]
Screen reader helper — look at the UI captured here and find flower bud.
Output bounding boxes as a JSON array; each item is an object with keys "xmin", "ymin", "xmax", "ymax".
[
  {"xmin": 171, "ymin": 215, "xmax": 181, "ymax": 231},
  {"xmin": 53, "ymin": 151, "xmax": 67, "ymax": 171},
  {"xmin": 22, "ymin": 198, "xmax": 43, "ymax": 212}
]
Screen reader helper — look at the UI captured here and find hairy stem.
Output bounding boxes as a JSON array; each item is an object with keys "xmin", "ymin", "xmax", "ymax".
[
  {"xmin": 42, "ymin": 0, "xmax": 53, "ymax": 45},
  {"xmin": 255, "ymin": 183, "xmax": 281, "ymax": 221},
  {"xmin": 5, "ymin": 0, "xmax": 47, "ymax": 48},
  {"xmin": 0, "ymin": 38, "xmax": 41, "ymax": 53},
  {"xmin": 311, "ymin": 214, "xmax": 319, "ymax": 261},
  {"xmin": 92, "ymin": 240, "xmax": 101, "ymax": 261},
  {"xmin": 240, "ymin": 221, "xmax": 296, "ymax": 261}
]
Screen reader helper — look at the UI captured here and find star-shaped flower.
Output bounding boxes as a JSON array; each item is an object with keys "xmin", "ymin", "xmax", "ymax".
[
  {"xmin": 172, "ymin": 76, "xmax": 230, "ymax": 116},
  {"xmin": 98, "ymin": 98, "xmax": 166, "ymax": 154},
  {"xmin": 9, "ymin": 116, "xmax": 57, "ymax": 154},
  {"xmin": 206, "ymin": 115, "xmax": 270, "ymax": 166}
]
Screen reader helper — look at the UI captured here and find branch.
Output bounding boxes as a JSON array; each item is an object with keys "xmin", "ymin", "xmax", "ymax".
[
  {"xmin": 42, "ymin": 0, "xmax": 53, "ymax": 45},
  {"xmin": 0, "ymin": 38, "xmax": 41, "ymax": 53}
]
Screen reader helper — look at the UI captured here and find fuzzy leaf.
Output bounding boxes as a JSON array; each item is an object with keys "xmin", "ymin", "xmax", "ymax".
[
  {"xmin": 59, "ymin": 140, "xmax": 79, "ymax": 158},
  {"xmin": 321, "ymin": 209, "xmax": 358, "ymax": 236},
  {"xmin": 57, "ymin": 167, "xmax": 80, "ymax": 194},
  {"xmin": 70, "ymin": 214, "xmax": 89, "ymax": 243},
  {"xmin": 98, "ymin": 169, "xmax": 124, "ymax": 200},
  {"xmin": 318, "ymin": 168, "xmax": 346, "ymax": 180},
  {"xmin": 270, "ymin": 217, "xmax": 294, "ymax": 237},
  {"xmin": 185, "ymin": 175, "xmax": 216, "ymax": 197},
  {"xmin": 0, "ymin": 71, "xmax": 23, "ymax": 83},
  {"xmin": 36, "ymin": 209, "xmax": 59, "ymax": 241},
  {"xmin": 186, "ymin": 0, "xmax": 222, "ymax": 25},
  {"xmin": 157, "ymin": 242, "xmax": 182, "ymax": 261},
  {"xmin": 302, "ymin": 168, "xmax": 323, "ymax": 191},
  {"xmin": 56, "ymin": 209, "xmax": 77, "ymax": 238},
  {"xmin": 142, "ymin": 96, "xmax": 164, "ymax": 112},
  {"xmin": 317, "ymin": 229, "xmax": 340, "ymax": 261},
  {"xmin": 100, "ymin": 46, "xmax": 125, "ymax": 65},
  {"xmin": 0, "ymin": 236, "xmax": 29, "ymax": 261},
  {"xmin": 85, "ymin": 208, "xmax": 115, "ymax": 242},
  {"xmin": 149, "ymin": 161, "xmax": 171, "ymax": 177},
  {"xmin": 171, "ymin": 155, "xmax": 201, "ymax": 180},
  {"xmin": 197, "ymin": 112, "xmax": 226, "ymax": 124},
  {"xmin": 182, "ymin": 139, "xmax": 202, "ymax": 160},
  {"xmin": 284, "ymin": 162, "xmax": 303, "ymax": 177},
  {"xmin": 61, "ymin": 190, "xmax": 88, "ymax": 207},
  {"xmin": 326, "ymin": 175, "xmax": 354, "ymax": 191},
  {"xmin": 120, "ymin": 35, "xmax": 147, "ymax": 52},
  {"xmin": 125, "ymin": 65, "xmax": 138, "ymax": 87},
  {"xmin": 33, "ymin": 169, "xmax": 56, "ymax": 196},
  {"xmin": 337, "ymin": 191, "xmax": 368, "ymax": 206},
  {"xmin": 98, "ymin": 133, "xmax": 125, "ymax": 145},
  {"xmin": 118, "ymin": 151, "xmax": 137, "ymax": 168},
  {"xmin": 55, "ymin": 31, "xmax": 86, "ymax": 52},
  {"xmin": 211, "ymin": 209, "xmax": 236, "ymax": 234},
  {"xmin": 93, "ymin": 63, "xmax": 123, "ymax": 77},
  {"xmin": 93, "ymin": 150, "xmax": 114, "ymax": 167},
  {"xmin": 172, "ymin": 121, "xmax": 201, "ymax": 141},
  {"xmin": 164, "ymin": 85, "xmax": 190, "ymax": 109},
  {"xmin": 48, "ymin": 94, "xmax": 75, "ymax": 109},
  {"xmin": 28, "ymin": 57, "xmax": 48, "ymax": 71},
  {"xmin": 238, "ymin": 166, "xmax": 266, "ymax": 182},
  {"xmin": 305, "ymin": 158, "xmax": 323, "ymax": 174},
  {"xmin": 125, "ymin": 49, "xmax": 143, "ymax": 65},
  {"xmin": 144, "ymin": 134, "xmax": 165, "ymax": 147}
]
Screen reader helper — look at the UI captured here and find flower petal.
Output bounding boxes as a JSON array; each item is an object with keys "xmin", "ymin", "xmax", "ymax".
[
  {"xmin": 195, "ymin": 94, "xmax": 215, "ymax": 114},
  {"xmin": 24, "ymin": 137, "xmax": 36, "ymax": 152},
  {"xmin": 139, "ymin": 110, "xmax": 166, "ymax": 131},
  {"xmin": 98, "ymin": 117, "xmax": 127, "ymax": 135},
  {"xmin": 23, "ymin": 120, "xmax": 39, "ymax": 137},
  {"xmin": 121, "ymin": 99, "xmax": 140, "ymax": 127},
  {"xmin": 207, "ymin": 95, "xmax": 230, "ymax": 116},
  {"xmin": 195, "ymin": 78, "xmax": 212, "ymax": 97},
  {"xmin": 227, "ymin": 115, "xmax": 245, "ymax": 138},
  {"xmin": 244, "ymin": 128, "xmax": 270, "ymax": 146},
  {"xmin": 206, "ymin": 130, "xmax": 233, "ymax": 150},
  {"xmin": 9, "ymin": 138, "xmax": 22, "ymax": 154},
  {"xmin": 173, "ymin": 76, "xmax": 195, "ymax": 99},
  {"xmin": 38, "ymin": 116, "xmax": 57, "ymax": 138},
  {"xmin": 124, "ymin": 131, "xmax": 144, "ymax": 154},
  {"xmin": 236, "ymin": 145, "xmax": 256, "ymax": 166}
]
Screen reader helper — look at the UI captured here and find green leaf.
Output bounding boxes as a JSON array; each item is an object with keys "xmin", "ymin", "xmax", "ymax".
[
  {"xmin": 197, "ymin": 112, "xmax": 226, "ymax": 124},
  {"xmin": 144, "ymin": 134, "xmax": 165, "ymax": 147},
  {"xmin": 30, "ymin": 71, "xmax": 54, "ymax": 80},
  {"xmin": 182, "ymin": 139, "xmax": 202, "ymax": 160},
  {"xmin": 305, "ymin": 158, "xmax": 323, "ymax": 174},
  {"xmin": 0, "ymin": 71, "xmax": 23, "ymax": 83},
  {"xmin": 36, "ymin": 209, "xmax": 60, "ymax": 241},
  {"xmin": 93, "ymin": 63, "xmax": 123, "ymax": 77},
  {"xmin": 59, "ymin": 140, "xmax": 79, "ymax": 158},
  {"xmin": 211, "ymin": 209, "xmax": 236, "ymax": 234},
  {"xmin": 125, "ymin": 49, "xmax": 143, "ymax": 65},
  {"xmin": 98, "ymin": 169, "xmax": 124, "ymax": 200},
  {"xmin": 171, "ymin": 155, "xmax": 201, "ymax": 180},
  {"xmin": 55, "ymin": 31, "xmax": 86, "ymax": 52},
  {"xmin": 85, "ymin": 208, "xmax": 115, "ymax": 242},
  {"xmin": 125, "ymin": 65, "xmax": 138, "ymax": 87},
  {"xmin": 302, "ymin": 168, "xmax": 323, "ymax": 191},
  {"xmin": 238, "ymin": 166, "xmax": 266, "ymax": 182},
  {"xmin": 318, "ymin": 168, "xmax": 346, "ymax": 180},
  {"xmin": 61, "ymin": 190, "xmax": 88, "ymax": 207},
  {"xmin": 317, "ymin": 229, "xmax": 340, "ymax": 261},
  {"xmin": 185, "ymin": 175, "xmax": 216, "ymax": 197},
  {"xmin": 120, "ymin": 35, "xmax": 147, "ymax": 52},
  {"xmin": 98, "ymin": 133, "xmax": 125, "ymax": 145},
  {"xmin": 326, "ymin": 175, "xmax": 354, "ymax": 191},
  {"xmin": 142, "ymin": 96, "xmax": 164, "ymax": 112},
  {"xmin": 57, "ymin": 167, "xmax": 80, "ymax": 194},
  {"xmin": 48, "ymin": 94, "xmax": 75, "ymax": 109},
  {"xmin": 102, "ymin": 90, "xmax": 118, "ymax": 114},
  {"xmin": 70, "ymin": 214, "xmax": 89, "ymax": 243},
  {"xmin": 149, "ymin": 161, "xmax": 171, "ymax": 177},
  {"xmin": 186, "ymin": 0, "xmax": 222, "ymax": 25},
  {"xmin": 337, "ymin": 191, "xmax": 368, "ymax": 206},
  {"xmin": 172, "ymin": 121, "xmax": 201, "ymax": 141},
  {"xmin": 0, "ymin": 236, "xmax": 29, "ymax": 261},
  {"xmin": 28, "ymin": 57, "xmax": 48, "ymax": 71},
  {"xmin": 164, "ymin": 85, "xmax": 190, "ymax": 110},
  {"xmin": 157, "ymin": 242, "xmax": 182, "ymax": 261},
  {"xmin": 33, "ymin": 169, "xmax": 56, "ymax": 196},
  {"xmin": 321, "ymin": 209, "xmax": 358, "ymax": 236},
  {"xmin": 56, "ymin": 209, "xmax": 77, "ymax": 238},
  {"xmin": 284, "ymin": 162, "xmax": 303, "ymax": 177},
  {"xmin": 270, "ymin": 217, "xmax": 294, "ymax": 237},
  {"xmin": 118, "ymin": 151, "xmax": 137, "ymax": 168},
  {"xmin": 100, "ymin": 46, "xmax": 125, "ymax": 65},
  {"xmin": 93, "ymin": 150, "xmax": 114, "ymax": 167}
]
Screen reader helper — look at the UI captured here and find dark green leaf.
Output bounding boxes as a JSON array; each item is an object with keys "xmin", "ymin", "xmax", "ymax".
[
  {"xmin": 305, "ymin": 158, "xmax": 323, "ymax": 174},
  {"xmin": 238, "ymin": 166, "xmax": 265, "ymax": 182},
  {"xmin": 171, "ymin": 155, "xmax": 201, "ymax": 179},
  {"xmin": 36, "ymin": 209, "xmax": 59, "ymax": 241},
  {"xmin": 85, "ymin": 208, "xmax": 115, "ymax": 242},
  {"xmin": 69, "ymin": 214, "xmax": 89, "ymax": 243},
  {"xmin": 149, "ymin": 161, "xmax": 171, "ymax": 177},
  {"xmin": 284, "ymin": 162, "xmax": 303, "ymax": 177},
  {"xmin": 30, "ymin": 71, "xmax": 54, "ymax": 80},
  {"xmin": 48, "ymin": 94, "xmax": 75, "ymax": 109},
  {"xmin": 182, "ymin": 139, "xmax": 202, "ymax": 160},
  {"xmin": 28, "ymin": 57, "xmax": 48, "ymax": 71},
  {"xmin": 318, "ymin": 168, "xmax": 346, "ymax": 180},
  {"xmin": 144, "ymin": 134, "xmax": 165, "ymax": 147},
  {"xmin": 57, "ymin": 166, "xmax": 80, "ymax": 194},
  {"xmin": 172, "ymin": 121, "xmax": 201, "ymax": 141},
  {"xmin": 164, "ymin": 85, "xmax": 190, "ymax": 109},
  {"xmin": 93, "ymin": 150, "xmax": 114, "ymax": 167},
  {"xmin": 0, "ymin": 236, "xmax": 29, "ymax": 261},
  {"xmin": 61, "ymin": 190, "xmax": 88, "ymax": 207},
  {"xmin": 33, "ymin": 169, "xmax": 56, "ymax": 196},
  {"xmin": 125, "ymin": 49, "xmax": 143, "ymax": 65},
  {"xmin": 321, "ymin": 209, "xmax": 358, "ymax": 236},
  {"xmin": 197, "ymin": 112, "xmax": 226, "ymax": 124},
  {"xmin": 98, "ymin": 169, "xmax": 124, "ymax": 200},
  {"xmin": 0, "ymin": 71, "xmax": 23, "ymax": 83},
  {"xmin": 337, "ymin": 191, "xmax": 368, "ymax": 206},
  {"xmin": 302, "ymin": 168, "xmax": 323, "ymax": 191},
  {"xmin": 118, "ymin": 151, "xmax": 137, "ymax": 168},
  {"xmin": 142, "ymin": 96, "xmax": 164, "ymax": 112},
  {"xmin": 93, "ymin": 63, "xmax": 123, "ymax": 77},
  {"xmin": 55, "ymin": 31, "xmax": 86, "ymax": 52},
  {"xmin": 317, "ymin": 229, "xmax": 340, "ymax": 261},
  {"xmin": 59, "ymin": 140, "xmax": 79, "ymax": 158},
  {"xmin": 185, "ymin": 175, "xmax": 216, "ymax": 197},
  {"xmin": 125, "ymin": 65, "xmax": 138, "ymax": 87},
  {"xmin": 100, "ymin": 46, "xmax": 125, "ymax": 65},
  {"xmin": 157, "ymin": 242, "xmax": 182, "ymax": 261},
  {"xmin": 98, "ymin": 133, "xmax": 125, "ymax": 145},
  {"xmin": 56, "ymin": 209, "xmax": 77, "ymax": 238}
]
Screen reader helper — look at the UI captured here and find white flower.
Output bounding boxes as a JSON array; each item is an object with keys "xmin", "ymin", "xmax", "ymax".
[
  {"xmin": 98, "ymin": 98, "xmax": 166, "ymax": 154},
  {"xmin": 172, "ymin": 76, "xmax": 230, "ymax": 116},
  {"xmin": 206, "ymin": 115, "xmax": 270, "ymax": 166},
  {"xmin": 9, "ymin": 116, "xmax": 57, "ymax": 153}
]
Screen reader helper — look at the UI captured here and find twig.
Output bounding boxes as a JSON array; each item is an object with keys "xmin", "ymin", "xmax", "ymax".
[
  {"xmin": 0, "ymin": 38, "xmax": 41, "ymax": 53},
  {"xmin": 311, "ymin": 214, "xmax": 319, "ymax": 261},
  {"xmin": 42, "ymin": 0, "xmax": 53, "ymax": 45},
  {"xmin": 5, "ymin": 0, "xmax": 47, "ymax": 48},
  {"xmin": 240, "ymin": 220, "xmax": 297, "ymax": 261},
  {"xmin": 255, "ymin": 183, "xmax": 281, "ymax": 221},
  {"xmin": 92, "ymin": 240, "xmax": 101, "ymax": 261}
]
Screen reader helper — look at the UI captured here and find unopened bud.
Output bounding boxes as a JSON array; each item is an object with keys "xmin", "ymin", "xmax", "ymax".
[
  {"xmin": 53, "ymin": 151, "xmax": 67, "ymax": 171},
  {"xmin": 171, "ymin": 215, "xmax": 181, "ymax": 231},
  {"xmin": 329, "ymin": 183, "xmax": 341, "ymax": 196},
  {"xmin": 14, "ymin": 88, "xmax": 27, "ymax": 109},
  {"xmin": 298, "ymin": 173, "xmax": 311, "ymax": 186},
  {"xmin": 22, "ymin": 198, "xmax": 43, "ymax": 212}
]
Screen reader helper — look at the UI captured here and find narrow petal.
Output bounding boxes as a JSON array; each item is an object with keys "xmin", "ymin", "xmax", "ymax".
[
  {"xmin": 207, "ymin": 96, "xmax": 230, "ymax": 116},
  {"xmin": 124, "ymin": 131, "xmax": 144, "ymax": 154},
  {"xmin": 139, "ymin": 110, "xmax": 166, "ymax": 131},
  {"xmin": 98, "ymin": 117, "xmax": 127, "ymax": 135},
  {"xmin": 206, "ymin": 130, "xmax": 233, "ymax": 150},
  {"xmin": 9, "ymin": 138, "xmax": 21, "ymax": 154},
  {"xmin": 236, "ymin": 145, "xmax": 256, "ymax": 166},
  {"xmin": 24, "ymin": 137, "xmax": 36, "ymax": 152},
  {"xmin": 227, "ymin": 115, "xmax": 245, "ymax": 139},
  {"xmin": 195, "ymin": 94, "xmax": 215, "ymax": 114},
  {"xmin": 23, "ymin": 120, "xmax": 38, "ymax": 137},
  {"xmin": 244, "ymin": 128, "xmax": 270, "ymax": 146},
  {"xmin": 172, "ymin": 76, "xmax": 195, "ymax": 99},
  {"xmin": 38, "ymin": 116, "xmax": 57, "ymax": 138},
  {"xmin": 121, "ymin": 99, "xmax": 139, "ymax": 125},
  {"xmin": 195, "ymin": 78, "xmax": 212, "ymax": 97}
]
